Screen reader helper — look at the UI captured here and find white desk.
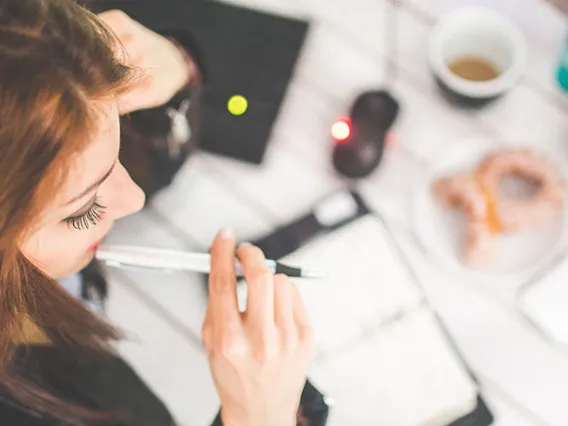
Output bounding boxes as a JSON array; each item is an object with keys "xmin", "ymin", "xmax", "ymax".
[{"xmin": 106, "ymin": 1, "xmax": 568, "ymax": 424}]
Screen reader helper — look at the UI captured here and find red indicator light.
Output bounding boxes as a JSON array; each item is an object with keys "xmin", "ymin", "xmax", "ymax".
[{"xmin": 331, "ymin": 119, "xmax": 351, "ymax": 142}]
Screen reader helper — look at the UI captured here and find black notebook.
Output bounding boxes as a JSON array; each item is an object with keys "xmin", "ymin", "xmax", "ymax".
[{"xmin": 90, "ymin": 0, "xmax": 309, "ymax": 164}]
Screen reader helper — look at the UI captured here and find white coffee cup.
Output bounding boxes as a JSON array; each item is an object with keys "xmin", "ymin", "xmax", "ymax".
[{"xmin": 428, "ymin": 6, "xmax": 527, "ymax": 105}]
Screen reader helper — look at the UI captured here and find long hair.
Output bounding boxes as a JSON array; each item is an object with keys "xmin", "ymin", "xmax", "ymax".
[{"xmin": 0, "ymin": 0, "xmax": 138, "ymax": 423}]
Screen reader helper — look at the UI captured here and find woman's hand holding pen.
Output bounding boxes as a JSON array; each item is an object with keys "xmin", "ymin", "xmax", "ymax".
[{"xmin": 203, "ymin": 228, "xmax": 314, "ymax": 426}]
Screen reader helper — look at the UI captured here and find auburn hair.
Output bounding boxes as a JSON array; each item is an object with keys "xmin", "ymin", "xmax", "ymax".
[{"xmin": 0, "ymin": 0, "xmax": 138, "ymax": 423}]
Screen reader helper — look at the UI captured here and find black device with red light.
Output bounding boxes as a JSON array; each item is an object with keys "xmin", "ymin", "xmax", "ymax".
[
  {"xmin": 331, "ymin": 90, "xmax": 400, "ymax": 178},
  {"xmin": 331, "ymin": 0, "xmax": 403, "ymax": 179}
]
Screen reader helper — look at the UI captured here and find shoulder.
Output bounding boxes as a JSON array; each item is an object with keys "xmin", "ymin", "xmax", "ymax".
[{"xmin": 0, "ymin": 396, "xmax": 57, "ymax": 426}]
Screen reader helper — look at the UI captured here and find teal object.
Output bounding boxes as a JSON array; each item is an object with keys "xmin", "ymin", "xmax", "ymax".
[{"xmin": 556, "ymin": 37, "xmax": 568, "ymax": 92}]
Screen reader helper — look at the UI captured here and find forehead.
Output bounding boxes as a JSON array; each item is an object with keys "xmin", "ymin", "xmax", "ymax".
[{"xmin": 56, "ymin": 101, "xmax": 120, "ymax": 206}]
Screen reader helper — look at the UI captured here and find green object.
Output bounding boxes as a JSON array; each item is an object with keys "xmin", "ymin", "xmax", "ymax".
[{"xmin": 556, "ymin": 36, "xmax": 568, "ymax": 92}]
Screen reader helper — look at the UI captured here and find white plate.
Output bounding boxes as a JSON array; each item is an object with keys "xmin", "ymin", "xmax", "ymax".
[{"xmin": 411, "ymin": 137, "xmax": 568, "ymax": 277}]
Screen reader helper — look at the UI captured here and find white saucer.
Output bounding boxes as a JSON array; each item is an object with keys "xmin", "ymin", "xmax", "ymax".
[{"xmin": 410, "ymin": 137, "xmax": 568, "ymax": 277}]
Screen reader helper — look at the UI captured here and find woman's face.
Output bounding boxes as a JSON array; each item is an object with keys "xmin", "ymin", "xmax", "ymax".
[{"xmin": 20, "ymin": 101, "xmax": 145, "ymax": 279}]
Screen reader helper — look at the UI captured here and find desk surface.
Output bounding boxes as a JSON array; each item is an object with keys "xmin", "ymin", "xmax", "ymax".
[{"xmin": 105, "ymin": 0, "xmax": 568, "ymax": 424}]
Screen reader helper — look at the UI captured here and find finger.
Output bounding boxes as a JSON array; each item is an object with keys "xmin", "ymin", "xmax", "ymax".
[
  {"xmin": 237, "ymin": 244, "xmax": 274, "ymax": 327},
  {"xmin": 207, "ymin": 227, "xmax": 240, "ymax": 327},
  {"xmin": 273, "ymin": 274, "xmax": 295, "ymax": 330},
  {"xmin": 290, "ymin": 283, "xmax": 313, "ymax": 346}
]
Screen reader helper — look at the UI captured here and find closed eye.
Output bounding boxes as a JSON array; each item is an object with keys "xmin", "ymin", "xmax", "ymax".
[{"xmin": 64, "ymin": 197, "xmax": 106, "ymax": 231}]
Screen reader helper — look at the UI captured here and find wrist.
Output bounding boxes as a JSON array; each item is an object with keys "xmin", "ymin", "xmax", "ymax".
[
  {"xmin": 167, "ymin": 37, "xmax": 197, "ymax": 93},
  {"xmin": 221, "ymin": 406, "xmax": 296, "ymax": 426}
]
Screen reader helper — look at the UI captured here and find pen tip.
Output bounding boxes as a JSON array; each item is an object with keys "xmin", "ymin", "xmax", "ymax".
[{"xmin": 301, "ymin": 268, "xmax": 328, "ymax": 279}]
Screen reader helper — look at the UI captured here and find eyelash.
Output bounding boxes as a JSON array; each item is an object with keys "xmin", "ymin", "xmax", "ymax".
[{"xmin": 65, "ymin": 199, "xmax": 107, "ymax": 231}]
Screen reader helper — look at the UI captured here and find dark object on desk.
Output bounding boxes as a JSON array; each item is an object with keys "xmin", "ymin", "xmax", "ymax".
[
  {"xmin": 332, "ymin": 90, "xmax": 399, "ymax": 178},
  {"xmin": 254, "ymin": 190, "xmax": 370, "ymax": 259},
  {"xmin": 91, "ymin": 0, "xmax": 309, "ymax": 164},
  {"xmin": 449, "ymin": 396, "xmax": 494, "ymax": 426}
]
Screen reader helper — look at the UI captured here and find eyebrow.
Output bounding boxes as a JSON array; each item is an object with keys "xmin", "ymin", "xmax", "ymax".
[{"xmin": 65, "ymin": 160, "xmax": 117, "ymax": 206}]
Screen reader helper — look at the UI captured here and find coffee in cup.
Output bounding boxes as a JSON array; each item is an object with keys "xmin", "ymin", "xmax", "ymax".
[{"xmin": 428, "ymin": 7, "xmax": 527, "ymax": 107}]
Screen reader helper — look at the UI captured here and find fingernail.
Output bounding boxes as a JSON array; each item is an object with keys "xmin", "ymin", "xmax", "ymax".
[
  {"xmin": 238, "ymin": 242, "xmax": 252, "ymax": 248},
  {"xmin": 218, "ymin": 227, "xmax": 234, "ymax": 240}
]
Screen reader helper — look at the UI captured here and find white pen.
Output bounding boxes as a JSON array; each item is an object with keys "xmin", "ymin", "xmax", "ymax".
[{"xmin": 95, "ymin": 245, "xmax": 326, "ymax": 279}]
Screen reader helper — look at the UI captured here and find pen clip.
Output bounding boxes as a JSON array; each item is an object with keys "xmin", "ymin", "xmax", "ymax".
[{"xmin": 102, "ymin": 259, "xmax": 175, "ymax": 274}]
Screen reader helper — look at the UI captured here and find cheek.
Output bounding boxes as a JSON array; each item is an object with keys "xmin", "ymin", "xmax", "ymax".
[
  {"xmin": 20, "ymin": 226, "xmax": 96, "ymax": 279},
  {"xmin": 20, "ymin": 164, "xmax": 145, "ymax": 279}
]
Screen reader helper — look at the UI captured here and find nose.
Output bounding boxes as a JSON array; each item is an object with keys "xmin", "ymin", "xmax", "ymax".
[{"xmin": 109, "ymin": 162, "xmax": 146, "ymax": 220}]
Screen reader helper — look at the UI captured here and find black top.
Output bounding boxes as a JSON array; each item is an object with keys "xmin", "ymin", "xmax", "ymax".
[
  {"xmin": 0, "ymin": 346, "xmax": 177, "ymax": 426},
  {"xmin": 0, "ymin": 259, "xmax": 181, "ymax": 426}
]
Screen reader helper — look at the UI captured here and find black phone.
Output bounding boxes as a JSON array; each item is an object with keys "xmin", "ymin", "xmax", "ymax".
[{"xmin": 252, "ymin": 189, "xmax": 370, "ymax": 260}]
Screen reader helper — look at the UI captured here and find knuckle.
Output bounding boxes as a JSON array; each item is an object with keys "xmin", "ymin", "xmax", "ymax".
[
  {"xmin": 249, "ymin": 268, "xmax": 272, "ymax": 284},
  {"xmin": 252, "ymin": 335, "xmax": 278, "ymax": 364},
  {"xmin": 202, "ymin": 333, "xmax": 211, "ymax": 351},
  {"xmin": 280, "ymin": 329, "xmax": 299, "ymax": 355},
  {"xmin": 201, "ymin": 325, "xmax": 212, "ymax": 349},
  {"xmin": 209, "ymin": 270, "xmax": 234, "ymax": 294},
  {"xmin": 274, "ymin": 273, "xmax": 290, "ymax": 285},
  {"xmin": 201, "ymin": 321, "xmax": 212, "ymax": 337},
  {"xmin": 217, "ymin": 330, "xmax": 241, "ymax": 358},
  {"xmin": 239, "ymin": 244, "xmax": 262, "ymax": 258},
  {"xmin": 301, "ymin": 325, "xmax": 315, "ymax": 348},
  {"xmin": 239, "ymin": 243, "xmax": 258, "ymax": 253}
]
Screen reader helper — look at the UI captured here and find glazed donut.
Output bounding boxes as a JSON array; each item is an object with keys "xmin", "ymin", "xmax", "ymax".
[
  {"xmin": 432, "ymin": 148, "xmax": 565, "ymax": 267},
  {"xmin": 464, "ymin": 217, "xmax": 496, "ymax": 267},
  {"xmin": 476, "ymin": 148, "xmax": 565, "ymax": 230},
  {"xmin": 432, "ymin": 173, "xmax": 487, "ymax": 219},
  {"xmin": 433, "ymin": 173, "xmax": 500, "ymax": 266}
]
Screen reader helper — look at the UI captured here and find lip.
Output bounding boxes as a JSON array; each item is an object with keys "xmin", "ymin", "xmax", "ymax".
[{"xmin": 89, "ymin": 240, "xmax": 103, "ymax": 251}]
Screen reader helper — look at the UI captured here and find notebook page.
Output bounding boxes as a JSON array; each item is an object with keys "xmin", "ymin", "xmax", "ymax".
[
  {"xmin": 280, "ymin": 215, "xmax": 425, "ymax": 353},
  {"xmin": 280, "ymin": 215, "xmax": 478, "ymax": 425}
]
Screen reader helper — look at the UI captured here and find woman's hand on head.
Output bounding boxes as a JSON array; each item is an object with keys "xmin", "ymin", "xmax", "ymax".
[
  {"xmin": 203, "ymin": 228, "xmax": 313, "ymax": 426},
  {"xmin": 98, "ymin": 10, "xmax": 191, "ymax": 115}
]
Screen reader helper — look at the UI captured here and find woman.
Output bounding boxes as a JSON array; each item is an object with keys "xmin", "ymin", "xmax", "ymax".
[{"xmin": 0, "ymin": 1, "xmax": 313, "ymax": 425}]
